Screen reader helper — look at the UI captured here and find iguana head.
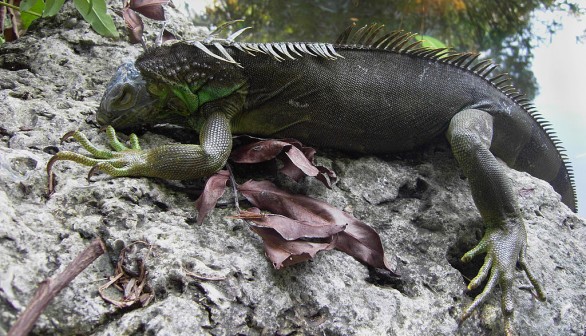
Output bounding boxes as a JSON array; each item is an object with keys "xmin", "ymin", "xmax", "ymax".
[
  {"xmin": 97, "ymin": 43, "xmax": 247, "ymax": 130},
  {"xmin": 97, "ymin": 62, "xmax": 161, "ymax": 129}
]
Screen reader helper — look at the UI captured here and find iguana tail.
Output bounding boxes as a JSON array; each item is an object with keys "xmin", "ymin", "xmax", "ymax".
[{"xmin": 491, "ymin": 107, "xmax": 577, "ymax": 212}]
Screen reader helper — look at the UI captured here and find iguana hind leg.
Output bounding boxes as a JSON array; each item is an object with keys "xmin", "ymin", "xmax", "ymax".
[
  {"xmin": 447, "ymin": 109, "xmax": 546, "ymax": 335},
  {"xmin": 48, "ymin": 111, "xmax": 232, "ymax": 193}
]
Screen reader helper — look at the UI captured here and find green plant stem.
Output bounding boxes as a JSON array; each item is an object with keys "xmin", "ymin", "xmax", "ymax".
[{"xmin": 0, "ymin": 1, "xmax": 42, "ymax": 17}]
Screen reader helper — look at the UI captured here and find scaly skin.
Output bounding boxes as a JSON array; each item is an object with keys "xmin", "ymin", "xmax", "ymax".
[
  {"xmin": 48, "ymin": 27, "xmax": 578, "ymax": 335},
  {"xmin": 447, "ymin": 109, "xmax": 547, "ymax": 334}
]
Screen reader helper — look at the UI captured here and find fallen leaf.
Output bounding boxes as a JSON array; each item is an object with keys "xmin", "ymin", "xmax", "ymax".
[
  {"xmin": 161, "ymin": 29, "xmax": 176, "ymax": 43},
  {"xmin": 230, "ymin": 139, "xmax": 289, "ymax": 163},
  {"xmin": 281, "ymin": 145, "xmax": 320, "ymax": 179},
  {"xmin": 238, "ymin": 180, "xmax": 397, "ymax": 274},
  {"xmin": 122, "ymin": 8, "xmax": 144, "ymax": 44},
  {"xmin": 98, "ymin": 241, "xmax": 154, "ymax": 308},
  {"xmin": 230, "ymin": 138, "xmax": 337, "ymax": 188},
  {"xmin": 194, "ymin": 170, "xmax": 230, "ymax": 225},
  {"xmin": 250, "ymin": 226, "xmax": 334, "ymax": 269},
  {"xmin": 129, "ymin": 0, "xmax": 168, "ymax": 21},
  {"xmin": 236, "ymin": 208, "xmax": 346, "ymax": 240}
]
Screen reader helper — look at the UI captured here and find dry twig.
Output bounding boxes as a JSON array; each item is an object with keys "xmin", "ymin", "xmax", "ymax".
[{"xmin": 8, "ymin": 238, "xmax": 106, "ymax": 336}]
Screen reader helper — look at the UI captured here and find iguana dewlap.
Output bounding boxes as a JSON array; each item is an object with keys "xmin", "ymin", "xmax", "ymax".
[{"xmin": 48, "ymin": 25, "xmax": 577, "ymax": 335}]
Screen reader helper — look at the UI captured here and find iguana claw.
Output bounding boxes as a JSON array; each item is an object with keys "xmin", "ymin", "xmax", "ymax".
[
  {"xmin": 47, "ymin": 126, "xmax": 144, "ymax": 194},
  {"xmin": 459, "ymin": 220, "xmax": 546, "ymax": 336},
  {"xmin": 48, "ymin": 111, "xmax": 234, "ymax": 194}
]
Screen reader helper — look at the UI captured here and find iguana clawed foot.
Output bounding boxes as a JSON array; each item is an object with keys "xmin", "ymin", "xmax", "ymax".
[
  {"xmin": 48, "ymin": 115, "xmax": 234, "ymax": 194},
  {"xmin": 459, "ymin": 219, "xmax": 546, "ymax": 336},
  {"xmin": 47, "ymin": 126, "xmax": 148, "ymax": 193}
]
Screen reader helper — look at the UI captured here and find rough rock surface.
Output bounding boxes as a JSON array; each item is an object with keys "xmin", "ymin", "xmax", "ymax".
[{"xmin": 1, "ymin": 6, "xmax": 585, "ymax": 336}]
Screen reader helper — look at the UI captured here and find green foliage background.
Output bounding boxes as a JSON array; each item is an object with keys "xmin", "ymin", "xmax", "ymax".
[{"xmin": 1, "ymin": 0, "xmax": 117, "ymax": 39}]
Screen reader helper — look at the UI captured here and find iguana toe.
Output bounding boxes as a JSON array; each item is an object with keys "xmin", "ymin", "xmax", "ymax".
[
  {"xmin": 459, "ymin": 220, "xmax": 544, "ymax": 336},
  {"xmin": 47, "ymin": 126, "xmax": 145, "ymax": 193}
]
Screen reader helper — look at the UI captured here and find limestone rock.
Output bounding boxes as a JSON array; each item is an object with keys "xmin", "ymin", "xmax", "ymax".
[{"xmin": 0, "ymin": 6, "xmax": 584, "ymax": 336}]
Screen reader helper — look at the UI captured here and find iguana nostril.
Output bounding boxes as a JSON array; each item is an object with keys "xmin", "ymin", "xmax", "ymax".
[
  {"xmin": 118, "ymin": 90, "xmax": 133, "ymax": 106},
  {"xmin": 110, "ymin": 84, "xmax": 134, "ymax": 107}
]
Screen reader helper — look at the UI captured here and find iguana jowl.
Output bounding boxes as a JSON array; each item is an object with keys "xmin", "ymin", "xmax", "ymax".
[{"xmin": 48, "ymin": 25, "xmax": 577, "ymax": 335}]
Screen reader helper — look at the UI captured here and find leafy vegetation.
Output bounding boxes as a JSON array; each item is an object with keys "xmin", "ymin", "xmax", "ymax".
[
  {"xmin": 0, "ymin": 0, "xmax": 117, "ymax": 41},
  {"xmin": 71, "ymin": 0, "xmax": 118, "ymax": 37},
  {"xmin": 0, "ymin": 0, "xmax": 171, "ymax": 45}
]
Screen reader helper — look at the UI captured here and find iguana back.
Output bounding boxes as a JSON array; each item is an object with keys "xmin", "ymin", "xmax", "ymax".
[
  {"xmin": 236, "ymin": 47, "xmax": 505, "ymax": 153},
  {"xmin": 135, "ymin": 35, "xmax": 576, "ymax": 211}
]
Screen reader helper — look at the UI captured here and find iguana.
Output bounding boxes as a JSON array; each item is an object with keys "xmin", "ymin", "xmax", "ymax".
[{"xmin": 47, "ymin": 25, "xmax": 577, "ymax": 335}]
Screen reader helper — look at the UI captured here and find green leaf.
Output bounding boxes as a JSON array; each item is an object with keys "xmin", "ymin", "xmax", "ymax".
[
  {"xmin": 415, "ymin": 35, "xmax": 449, "ymax": 49},
  {"xmin": 73, "ymin": 0, "xmax": 119, "ymax": 37},
  {"xmin": 20, "ymin": 0, "xmax": 45, "ymax": 29},
  {"xmin": 43, "ymin": 0, "xmax": 67, "ymax": 17},
  {"xmin": 20, "ymin": 0, "xmax": 40, "ymax": 11}
]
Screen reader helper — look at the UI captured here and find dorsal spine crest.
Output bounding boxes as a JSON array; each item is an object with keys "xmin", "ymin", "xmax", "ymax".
[{"xmin": 165, "ymin": 23, "xmax": 576, "ymax": 210}]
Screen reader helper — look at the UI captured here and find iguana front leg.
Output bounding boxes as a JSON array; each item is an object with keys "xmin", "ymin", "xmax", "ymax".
[
  {"xmin": 48, "ymin": 110, "xmax": 232, "ymax": 193},
  {"xmin": 447, "ymin": 109, "xmax": 546, "ymax": 335}
]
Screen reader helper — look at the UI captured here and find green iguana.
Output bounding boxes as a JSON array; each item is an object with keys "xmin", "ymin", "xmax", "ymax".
[{"xmin": 47, "ymin": 25, "xmax": 577, "ymax": 335}]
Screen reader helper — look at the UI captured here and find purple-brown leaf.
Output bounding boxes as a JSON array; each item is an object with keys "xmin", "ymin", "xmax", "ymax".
[
  {"xmin": 237, "ymin": 208, "xmax": 346, "ymax": 240},
  {"xmin": 281, "ymin": 145, "xmax": 320, "ymax": 180},
  {"xmin": 129, "ymin": 0, "xmax": 169, "ymax": 21},
  {"xmin": 161, "ymin": 29, "xmax": 176, "ymax": 43},
  {"xmin": 250, "ymin": 226, "xmax": 334, "ymax": 269},
  {"xmin": 194, "ymin": 170, "xmax": 230, "ymax": 225},
  {"xmin": 238, "ymin": 180, "xmax": 398, "ymax": 274},
  {"xmin": 230, "ymin": 139, "xmax": 337, "ymax": 188},
  {"xmin": 122, "ymin": 8, "xmax": 144, "ymax": 45},
  {"xmin": 314, "ymin": 166, "xmax": 338, "ymax": 189},
  {"xmin": 230, "ymin": 139, "xmax": 289, "ymax": 163},
  {"xmin": 331, "ymin": 219, "xmax": 397, "ymax": 273}
]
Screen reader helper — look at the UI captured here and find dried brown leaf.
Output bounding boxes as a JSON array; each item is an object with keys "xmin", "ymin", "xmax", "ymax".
[
  {"xmin": 230, "ymin": 139, "xmax": 337, "ymax": 188},
  {"xmin": 230, "ymin": 139, "xmax": 288, "ymax": 163},
  {"xmin": 98, "ymin": 242, "xmax": 154, "ymax": 308},
  {"xmin": 122, "ymin": 8, "xmax": 144, "ymax": 44},
  {"xmin": 250, "ymin": 226, "xmax": 334, "ymax": 269},
  {"xmin": 124, "ymin": 277, "xmax": 136, "ymax": 299},
  {"xmin": 238, "ymin": 180, "xmax": 343, "ymax": 226},
  {"xmin": 161, "ymin": 29, "xmax": 176, "ymax": 43},
  {"xmin": 194, "ymin": 170, "xmax": 230, "ymax": 225},
  {"xmin": 238, "ymin": 180, "xmax": 398, "ymax": 274},
  {"xmin": 281, "ymin": 145, "xmax": 320, "ymax": 179},
  {"xmin": 129, "ymin": 0, "xmax": 168, "ymax": 21},
  {"xmin": 239, "ymin": 208, "xmax": 346, "ymax": 240}
]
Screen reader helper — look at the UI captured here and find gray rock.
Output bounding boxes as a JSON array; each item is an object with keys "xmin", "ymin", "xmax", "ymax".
[{"xmin": 1, "ymin": 5, "xmax": 585, "ymax": 336}]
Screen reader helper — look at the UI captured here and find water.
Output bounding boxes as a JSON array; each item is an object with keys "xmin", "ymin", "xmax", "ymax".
[{"xmin": 532, "ymin": 9, "xmax": 585, "ymax": 215}]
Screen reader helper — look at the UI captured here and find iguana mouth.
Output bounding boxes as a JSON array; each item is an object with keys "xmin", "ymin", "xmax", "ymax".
[{"xmin": 97, "ymin": 99, "xmax": 157, "ymax": 130}]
